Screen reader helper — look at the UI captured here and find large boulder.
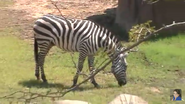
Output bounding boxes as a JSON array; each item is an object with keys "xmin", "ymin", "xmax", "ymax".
[
  {"xmin": 53, "ymin": 100, "xmax": 91, "ymax": 104},
  {"xmin": 109, "ymin": 94, "xmax": 148, "ymax": 104}
]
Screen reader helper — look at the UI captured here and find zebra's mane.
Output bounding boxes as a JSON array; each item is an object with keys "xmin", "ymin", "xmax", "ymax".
[{"xmin": 85, "ymin": 19, "xmax": 121, "ymax": 40}]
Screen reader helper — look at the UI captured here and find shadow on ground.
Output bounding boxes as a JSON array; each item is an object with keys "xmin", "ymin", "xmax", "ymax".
[
  {"xmin": 18, "ymin": 79, "xmax": 68, "ymax": 89},
  {"xmin": 18, "ymin": 79, "xmax": 120, "ymax": 91}
]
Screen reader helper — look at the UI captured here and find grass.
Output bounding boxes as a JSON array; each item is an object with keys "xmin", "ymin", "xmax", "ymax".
[
  {"xmin": 0, "ymin": 0, "xmax": 185, "ymax": 103},
  {"xmin": 0, "ymin": 27, "xmax": 185, "ymax": 104}
]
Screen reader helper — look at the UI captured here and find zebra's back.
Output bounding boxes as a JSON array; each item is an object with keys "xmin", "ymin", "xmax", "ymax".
[{"xmin": 33, "ymin": 14, "xmax": 97, "ymax": 52}]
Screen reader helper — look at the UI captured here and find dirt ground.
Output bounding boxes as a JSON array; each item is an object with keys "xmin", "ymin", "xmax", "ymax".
[
  {"xmin": 13, "ymin": 0, "xmax": 117, "ymax": 19},
  {"xmin": 0, "ymin": 0, "xmax": 117, "ymax": 43}
]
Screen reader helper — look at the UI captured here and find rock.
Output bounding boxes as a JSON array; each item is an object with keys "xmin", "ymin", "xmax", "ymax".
[
  {"xmin": 53, "ymin": 100, "xmax": 91, "ymax": 104},
  {"xmin": 109, "ymin": 94, "xmax": 148, "ymax": 104}
]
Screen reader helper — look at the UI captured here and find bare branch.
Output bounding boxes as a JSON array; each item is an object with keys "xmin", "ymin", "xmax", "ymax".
[
  {"xmin": 49, "ymin": 0, "xmax": 62, "ymax": 16},
  {"xmin": 129, "ymin": 27, "xmax": 144, "ymax": 53},
  {"xmin": 49, "ymin": 0, "xmax": 67, "ymax": 20},
  {"xmin": 79, "ymin": 73, "xmax": 89, "ymax": 78},
  {"xmin": 144, "ymin": 0, "xmax": 160, "ymax": 4},
  {"xmin": 97, "ymin": 57, "xmax": 109, "ymax": 69},
  {"xmin": 150, "ymin": 0, "xmax": 160, "ymax": 4},
  {"xmin": 129, "ymin": 48, "xmax": 138, "ymax": 52},
  {"xmin": 70, "ymin": 53, "xmax": 77, "ymax": 68},
  {"xmin": 136, "ymin": 27, "xmax": 144, "ymax": 42}
]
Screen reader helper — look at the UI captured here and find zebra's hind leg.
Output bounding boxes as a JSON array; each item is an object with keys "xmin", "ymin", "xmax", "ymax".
[
  {"xmin": 71, "ymin": 53, "xmax": 87, "ymax": 88},
  {"xmin": 38, "ymin": 43, "xmax": 53, "ymax": 83},
  {"xmin": 34, "ymin": 39, "xmax": 40, "ymax": 81},
  {"xmin": 35, "ymin": 64, "xmax": 40, "ymax": 81},
  {"xmin": 88, "ymin": 55, "xmax": 100, "ymax": 88}
]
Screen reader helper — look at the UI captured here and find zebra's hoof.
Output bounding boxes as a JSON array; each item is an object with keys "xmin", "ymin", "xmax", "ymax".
[
  {"xmin": 36, "ymin": 78, "xmax": 40, "ymax": 81},
  {"xmin": 35, "ymin": 75, "xmax": 40, "ymax": 81},
  {"xmin": 94, "ymin": 84, "xmax": 100, "ymax": 88},
  {"xmin": 43, "ymin": 80, "xmax": 48, "ymax": 84}
]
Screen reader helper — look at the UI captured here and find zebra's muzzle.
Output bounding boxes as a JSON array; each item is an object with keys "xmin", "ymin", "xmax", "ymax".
[{"xmin": 118, "ymin": 80, "xmax": 127, "ymax": 86}]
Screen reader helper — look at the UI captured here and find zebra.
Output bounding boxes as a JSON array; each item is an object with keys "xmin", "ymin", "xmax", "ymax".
[{"xmin": 33, "ymin": 14, "xmax": 128, "ymax": 88}]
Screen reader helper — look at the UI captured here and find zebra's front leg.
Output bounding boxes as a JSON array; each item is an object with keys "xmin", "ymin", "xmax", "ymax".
[
  {"xmin": 71, "ymin": 53, "xmax": 86, "ymax": 88},
  {"xmin": 88, "ymin": 55, "xmax": 100, "ymax": 88}
]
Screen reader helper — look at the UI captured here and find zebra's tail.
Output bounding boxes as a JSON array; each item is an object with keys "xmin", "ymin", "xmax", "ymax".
[{"xmin": 34, "ymin": 37, "xmax": 38, "ymax": 63}]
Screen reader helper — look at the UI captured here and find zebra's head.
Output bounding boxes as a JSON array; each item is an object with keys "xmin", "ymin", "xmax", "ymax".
[{"xmin": 111, "ymin": 47, "xmax": 128, "ymax": 86}]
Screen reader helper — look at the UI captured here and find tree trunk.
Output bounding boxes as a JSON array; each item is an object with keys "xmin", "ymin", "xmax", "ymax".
[{"xmin": 115, "ymin": 0, "xmax": 141, "ymax": 32}]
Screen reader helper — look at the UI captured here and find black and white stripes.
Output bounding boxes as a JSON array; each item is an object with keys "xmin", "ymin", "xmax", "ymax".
[{"xmin": 33, "ymin": 14, "xmax": 128, "ymax": 87}]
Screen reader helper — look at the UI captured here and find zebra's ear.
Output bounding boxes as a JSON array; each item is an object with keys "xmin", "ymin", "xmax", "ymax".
[
  {"xmin": 121, "ymin": 47, "xmax": 127, "ymax": 51},
  {"xmin": 123, "ymin": 52, "xmax": 129, "ymax": 57},
  {"xmin": 116, "ymin": 48, "xmax": 120, "ymax": 52}
]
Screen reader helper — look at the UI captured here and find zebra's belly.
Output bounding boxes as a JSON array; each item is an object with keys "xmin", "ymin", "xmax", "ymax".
[{"xmin": 55, "ymin": 43, "xmax": 79, "ymax": 52}]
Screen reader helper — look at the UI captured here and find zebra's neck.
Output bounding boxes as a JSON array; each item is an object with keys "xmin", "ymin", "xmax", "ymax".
[{"xmin": 97, "ymin": 27, "xmax": 121, "ymax": 56}]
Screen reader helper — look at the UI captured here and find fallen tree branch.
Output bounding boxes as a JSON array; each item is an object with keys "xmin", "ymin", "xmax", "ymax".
[{"xmin": 1, "ymin": 21, "xmax": 184, "ymax": 102}]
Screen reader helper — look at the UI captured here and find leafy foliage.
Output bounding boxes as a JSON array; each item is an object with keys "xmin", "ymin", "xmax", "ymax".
[{"xmin": 129, "ymin": 21, "xmax": 156, "ymax": 42}]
